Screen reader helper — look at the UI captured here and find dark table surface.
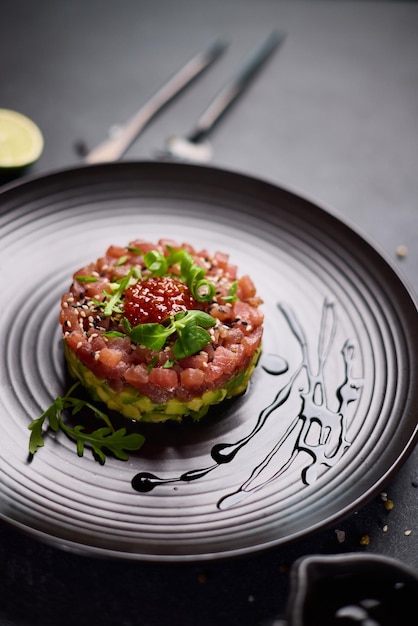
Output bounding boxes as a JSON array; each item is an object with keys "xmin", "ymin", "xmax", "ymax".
[{"xmin": 1, "ymin": 1, "xmax": 417, "ymax": 624}]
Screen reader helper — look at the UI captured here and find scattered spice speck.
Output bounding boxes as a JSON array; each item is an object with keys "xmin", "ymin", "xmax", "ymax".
[
  {"xmin": 384, "ymin": 499, "xmax": 394, "ymax": 511},
  {"xmin": 360, "ymin": 534, "xmax": 370, "ymax": 546},
  {"xmin": 197, "ymin": 572, "xmax": 208, "ymax": 584},
  {"xmin": 335, "ymin": 529, "xmax": 346, "ymax": 543},
  {"xmin": 248, "ymin": 595, "xmax": 255, "ymax": 603},
  {"xmin": 396, "ymin": 244, "xmax": 408, "ymax": 259},
  {"xmin": 73, "ymin": 139, "xmax": 89, "ymax": 157}
]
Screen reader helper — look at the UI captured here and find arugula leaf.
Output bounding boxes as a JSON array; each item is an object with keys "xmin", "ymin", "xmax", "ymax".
[
  {"xmin": 58, "ymin": 423, "xmax": 145, "ymax": 464},
  {"xmin": 28, "ymin": 416, "xmax": 48, "ymax": 454},
  {"xmin": 28, "ymin": 383, "xmax": 145, "ymax": 463},
  {"xmin": 102, "ymin": 269, "xmax": 139, "ymax": 316},
  {"xmin": 93, "ymin": 267, "xmax": 141, "ymax": 317}
]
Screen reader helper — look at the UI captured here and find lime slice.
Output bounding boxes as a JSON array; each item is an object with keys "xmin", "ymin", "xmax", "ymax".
[{"xmin": 0, "ymin": 108, "xmax": 44, "ymax": 169}]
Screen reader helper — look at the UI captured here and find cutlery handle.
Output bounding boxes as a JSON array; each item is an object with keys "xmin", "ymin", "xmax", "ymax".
[
  {"xmin": 188, "ymin": 31, "xmax": 284, "ymax": 143},
  {"xmin": 84, "ymin": 40, "xmax": 227, "ymax": 164}
]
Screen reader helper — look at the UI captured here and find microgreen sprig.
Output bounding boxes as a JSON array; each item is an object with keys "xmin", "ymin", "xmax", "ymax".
[
  {"xmin": 97, "ymin": 267, "xmax": 141, "ymax": 316},
  {"xmin": 28, "ymin": 382, "xmax": 145, "ymax": 464},
  {"xmin": 144, "ymin": 247, "xmax": 216, "ymax": 303},
  {"xmin": 127, "ymin": 309, "xmax": 216, "ymax": 359}
]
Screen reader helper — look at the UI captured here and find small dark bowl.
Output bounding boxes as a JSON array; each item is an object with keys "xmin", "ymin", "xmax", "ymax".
[{"xmin": 286, "ymin": 553, "xmax": 418, "ymax": 626}]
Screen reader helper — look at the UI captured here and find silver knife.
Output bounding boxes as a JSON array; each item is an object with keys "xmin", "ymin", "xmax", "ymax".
[
  {"xmin": 162, "ymin": 31, "xmax": 284, "ymax": 162},
  {"xmin": 84, "ymin": 40, "xmax": 227, "ymax": 164}
]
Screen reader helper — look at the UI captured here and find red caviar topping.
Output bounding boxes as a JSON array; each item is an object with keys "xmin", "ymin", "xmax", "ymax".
[{"xmin": 124, "ymin": 276, "xmax": 198, "ymax": 325}]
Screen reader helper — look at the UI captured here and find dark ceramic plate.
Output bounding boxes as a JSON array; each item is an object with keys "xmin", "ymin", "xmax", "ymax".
[{"xmin": 0, "ymin": 161, "xmax": 417, "ymax": 561}]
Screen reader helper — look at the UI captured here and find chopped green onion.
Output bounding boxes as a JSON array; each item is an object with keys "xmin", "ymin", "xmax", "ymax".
[
  {"xmin": 126, "ymin": 246, "xmax": 143, "ymax": 255},
  {"xmin": 223, "ymin": 280, "xmax": 238, "ymax": 303},
  {"xmin": 164, "ymin": 247, "xmax": 215, "ymax": 302},
  {"xmin": 144, "ymin": 250, "xmax": 168, "ymax": 276},
  {"xmin": 115, "ymin": 255, "xmax": 129, "ymax": 266},
  {"xmin": 146, "ymin": 355, "xmax": 159, "ymax": 373},
  {"xmin": 75, "ymin": 275, "xmax": 98, "ymax": 283}
]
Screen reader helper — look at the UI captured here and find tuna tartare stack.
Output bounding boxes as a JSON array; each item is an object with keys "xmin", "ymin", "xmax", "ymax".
[{"xmin": 60, "ymin": 239, "xmax": 263, "ymax": 422}]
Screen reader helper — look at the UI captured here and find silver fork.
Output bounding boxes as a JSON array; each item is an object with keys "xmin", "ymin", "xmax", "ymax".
[{"xmin": 84, "ymin": 40, "xmax": 227, "ymax": 164}]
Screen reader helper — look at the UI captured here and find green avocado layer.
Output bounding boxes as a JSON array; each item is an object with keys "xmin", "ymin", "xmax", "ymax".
[{"xmin": 64, "ymin": 342, "xmax": 260, "ymax": 423}]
